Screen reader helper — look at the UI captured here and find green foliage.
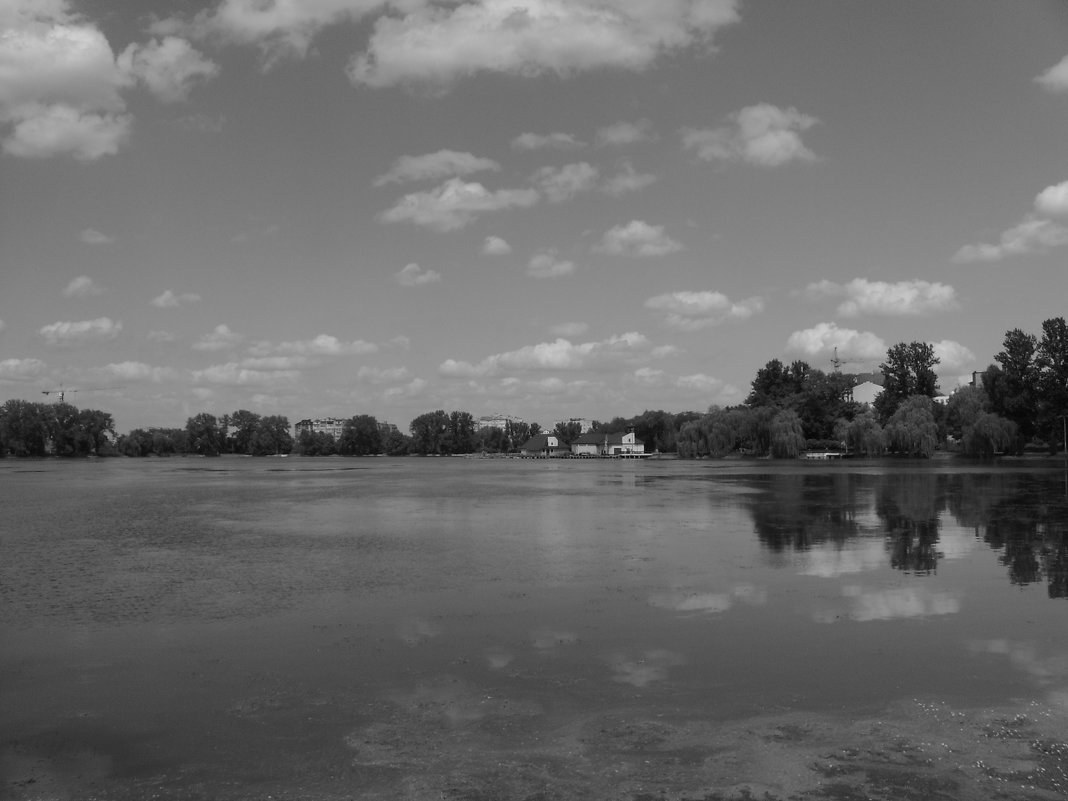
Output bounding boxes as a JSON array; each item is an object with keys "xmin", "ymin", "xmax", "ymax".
[
  {"xmin": 294, "ymin": 430, "xmax": 337, "ymax": 456},
  {"xmin": 961, "ymin": 413, "xmax": 1017, "ymax": 457},
  {"xmin": 769, "ymin": 409, "xmax": 806, "ymax": 458},
  {"xmin": 944, "ymin": 385, "xmax": 988, "ymax": 440},
  {"xmin": 0, "ymin": 399, "xmax": 55, "ymax": 456},
  {"xmin": 874, "ymin": 342, "xmax": 940, "ymax": 422},
  {"xmin": 884, "ymin": 395, "xmax": 939, "ymax": 457},
  {"xmin": 838, "ymin": 410, "xmax": 886, "ymax": 456},
  {"xmin": 186, "ymin": 412, "xmax": 222, "ymax": 456},
  {"xmin": 0, "ymin": 400, "xmax": 115, "ymax": 457},
  {"xmin": 338, "ymin": 415, "xmax": 382, "ymax": 455}
]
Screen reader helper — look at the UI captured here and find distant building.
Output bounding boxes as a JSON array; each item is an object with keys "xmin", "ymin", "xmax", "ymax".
[
  {"xmin": 570, "ymin": 431, "xmax": 645, "ymax": 457},
  {"xmin": 554, "ymin": 417, "xmax": 594, "ymax": 434},
  {"xmin": 851, "ymin": 381, "xmax": 883, "ymax": 407},
  {"xmin": 294, "ymin": 418, "xmax": 345, "ymax": 439},
  {"xmin": 519, "ymin": 434, "xmax": 570, "ymax": 458},
  {"xmin": 476, "ymin": 413, "xmax": 523, "ymax": 431}
]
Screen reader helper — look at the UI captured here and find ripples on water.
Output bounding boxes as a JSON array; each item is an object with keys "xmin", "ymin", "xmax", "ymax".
[{"xmin": 2, "ymin": 457, "xmax": 1067, "ymax": 800}]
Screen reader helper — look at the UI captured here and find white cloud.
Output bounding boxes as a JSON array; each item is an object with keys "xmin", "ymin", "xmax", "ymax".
[
  {"xmin": 439, "ymin": 331, "xmax": 650, "ymax": 377},
  {"xmin": 382, "ymin": 377, "xmax": 428, "ymax": 401},
  {"xmin": 594, "ymin": 220, "xmax": 683, "ymax": 257},
  {"xmin": 0, "ymin": 357, "xmax": 47, "ymax": 381},
  {"xmin": 596, "ymin": 118, "xmax": 656, "ymax": 146},
  {"xmin": 374, "ymin": 150, "xmax": 501, "ymax": 186},
  {"xmin": 0, "ymin": 3, "xmax": 133, "ymax": 160},
  {"xmin": 510, "ymin": 131, "xmax": 585, "ymax": 151},
  {"xmin": 785, "ymin": 322, "xmax": 887, "ymax": 362},
  {"xmin": 953, "ymin": 179, "xmax": 1068, "ymax": 263},
  {"xmin": 356, "ymin": 365, "xmax": 412, "ymax": 384},
  {"xmin": 682, "ymin": 103, "xmax": 819, "ymax": 167},
  {"xmin": 531, "ymin": 161, "xmax": 599, "ymax": 203},
  {"xmin": 158, "ymin": 0, "xmax": 384, "ymax": 64},
  {"xmin": 0, "ymin": 318, "xmax": 5, "ymax": 333},
  {"xmin": 193, "ymin": 323, "xmax": 243, "ymax": 352},
  {"xmin": 645, "ymin": 290, "xmax": 764, "ymax": 330},
  {"xmin": 348, "ymin": 0, "xmax": 740, "ymax": 89},
  {"xmin": 601, "ymin": 161, "xmax": 657, "ymax": 196},
  {"xmin": 1036, "ymin": 54, "xmax": 1068, "ymax": 92},
  {"xmin": 527, "ymin": 250, "xmax": 576, "ymax": 278},
  {"xmin": 117, "ymin": 37, "xmax": 218, "ymax": 103},
  {"xmin": 192, "ymin": 362, "xmax": 301, "ymax": 387},
  {"xmin": 151, "ymin": 289, "xmax": 202, "ymax": 308},
  {"xmin": 549, "ymin": 321, "xmax": 589, "ymax": 337},
  {"xmin": 147, "ymin": 329, "xmax": 176, "ymax": 343},
  {"xmin": 396, "ymin": 263, "xmax": 442, "ymax": 286},
  {"xmin": 79, "ymin": 228, "xmax": 113, "ymax": 244},
  {"xmin": 952, "ymin": 217, "xmax": 1068, "ymax": 263},
  {"xmin": 38, "ymin": 317, "xmax": 121, "ymax": 345},
  {"xmin": 1035, "ymin": 180, "xmax": 1068, "ymax": 218},
  {"xmin": 251, "ymin": 334, "xmax": 378, "ymax": 356},
  {"xmin": 931, "ymin": 339, "xmax": 975, "ymax": 372},
  {"xmin": 803, "ymin": 278, "xmax": 959, "ymax": 317},
  {"xmin": 482, "ymin": 235, "xmax": 512, "ymax": 255},
  {"xmin": 100, "ymin": 361, "xmax": 179, "ymax": 383},
  {"xmin": 380, "ymin": 177, "xmax": 539, "ymax": 231},
  {"xmin": 63, "ymin": 275, "xmax": 102, "ymax": 297}
]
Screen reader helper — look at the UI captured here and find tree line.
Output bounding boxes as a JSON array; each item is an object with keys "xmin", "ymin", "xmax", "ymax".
[{"xmin": 3, "ymin": 317, "xmax": 1064, "ymax": 459}]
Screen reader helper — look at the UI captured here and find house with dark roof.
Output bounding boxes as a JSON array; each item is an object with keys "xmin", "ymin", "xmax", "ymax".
[
  {"xmin": 570, "ymin": 431, "xmax": 645, "ymax": 457},
  {"xmin": 519, "ymin": 433, "xmax": 570, "ymax": 458}
]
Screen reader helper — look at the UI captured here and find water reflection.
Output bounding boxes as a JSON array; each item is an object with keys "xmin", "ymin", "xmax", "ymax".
[{"xmin": 738, "ymin": 468, "xmax": 1068, "ymax": 597}]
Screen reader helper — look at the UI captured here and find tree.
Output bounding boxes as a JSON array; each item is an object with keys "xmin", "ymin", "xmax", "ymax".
[
  {"xmin": 746, "ymin": 359, "xmax": 809, "ymax": 408},
  {"xmin": 874, "ymin": 342, "xmax": 939, "ymax": 422},
  {"xmin": 769, "ymin": 409, "xmax": 806, "ymax": 458},
  {"xmin": 1036, "ymin": 317, "xmax": 1068, "ymax": 452},
  {"xmin": 961, "ymin": 413, "xmax": 1017, "ymax": 457},
  {"xmin": 994, "ymin": 328, "xmax": 1039, "ymax": 442},
  {"xmin": 944, "ymin": 385, "xmax": 988, "ymax": 441},
  {"xmin": 339, "ymin": 415, "xmax": 382, "ymax": 456},
  {"xmin": 186, "ymin": 412, "xmax": 222, "ymax": 456},
  {"xmin": 0, "ymin": 399, "xmax": 53, "ymax": 456},
  {"xmin": 409, "ymin": 410, "xmax": 450, "ymax": 455},
  {"xmin": 228, "ymin": 409, "xmax": 261, "ymax": 455},
  {"xmin": 448, "ymin": 411, "xmax": 477, "ymax": 454},
  {"xmin": 884, "ymin": 395, "xmax": 938, "ymax": 457},
  {"xmin": 838, "ymin": 409, "xmax": 886, "ymax": 456},
  {"xmin": 251, "ymin": 415, "xmax": 293, "ymax": 455},
  {"xmin": 552, "ymin": 420, "xmax": 583, "ymax": 445}
]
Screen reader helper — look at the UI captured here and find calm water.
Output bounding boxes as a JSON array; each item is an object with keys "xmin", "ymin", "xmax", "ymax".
[{"xmin": 2, "ymin": 457, "xmax": 1067, "ymax": 800}]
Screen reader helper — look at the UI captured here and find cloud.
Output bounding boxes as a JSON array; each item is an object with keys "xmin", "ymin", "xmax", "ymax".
[
  {"xmin": 374, "ymin": 150, "xmax": 501, "ymax": 186},
  {"xmin": 952, "ymin": 217, "xmax": 1068, "ymax": 263},
  {"xmin": 356, "ymin": 365, "xmax": 412, "ymax": 384},
  {"xmin": 0, "ymin": 357, "xmax": 47, "ymax": 381},
  {"xmin": 1036, "ymin": 54, "xmax": 1068, "ymax": 92},
  {"xmin": 482, "ymin": 235, "xmax": 512, "ymax": 255},
  {"xmin": 63, "ymin": 275, "xmax": 102, "ymax": 297},
  {"xmin": 510, "ymin": 131, "xmax": 586, "ymax": 151},
  {"xmin": 0, "ymin": 2, "xmax": 132, "ymax": 159},
  {"xmin": 348, "ymin": 0, "xmax": 740, "ymax": 89},
  {"xmin": 682, "ymin": 103, "xmax": 819, "ymax": 167},
  {"xmin": 1035, "ymin": 180, "xmax": 1068, "ymax": 217},
  {"xmin": 38, "ymin": 317, "xmax": 121, "ymax": 345},
  {"xmin": 396, "ymin": 263, "xmax": 442, "ymax": 286},
  {"xmin": 193, "ymin": 323, "xmax": 243, "ymax": 352},
  {"xmin": 803, "ymin": 278, "xmax": 959, "ymax": 316},
  {"xmin": 250, "ymin": 334, "xmax": 378, "ymax": 357},
  {"xmin": 549, "ymin": 321, "xmax": 589, "ymax": 337},
  {"xmin": 785, "ymin": 322, "xmax": 887, "ymax": 362},
  {"xmin": 527, "ymin": 250, "xmax": 576, "ymax": 278},
  {"xmin": 594, "ymin": 220, "xmax": 683, "ymax": 257},
  {"xmin": 192, "ymin": 362, "xmax": 301, "ymax": 387},
  {"xmin": 931, "ymin": 339, "xmax": 975, "ymax": 372},
  {"xmin": 117, "ymin": 37, "xmax": 218, "ymax": 103},
  {"xmin": 151, "ymin": 289, "xmax": 202, "ymax": 308},
  {"xmin": 0, "ymin": 318, "xmax": 4, "ymax": 333},
  {"xmin": 531, "ymin": 162, "xmax": 599, "ymax": 202},
  {"xmin": 953, "ymin": 179, "xmax": 1068, "ymax": 263},
  {"xmin": 379, "ymin": 178, "xmax": 539, "ymax": 231},
  {"xmin": 816, "ymin": 585, "xmax": 960, "ymax": 623},
  {"xmin": 645, "ymin": 290, "xmax": 764, "ymax": 330},
  {"xmin": 79, "ymin": 228, "xmax": 113, "ymax": 244},
  {"xmin": 596, "ymin": 118, "xmax": 656, "ymax": 146},
  {"xmin": 439, "ymin": 331, "xmax": 650, "ymax": 377},
  {"xmin": 157, "ymin": 0, "xmax": 384, "ymax": 65},
  {"xmin": 100, "ymin": 361, "xmax": 179, "ymax": 383},
  {"xmin": 601, "ymin": 161, "xmax": 657, "ymax": 196}
]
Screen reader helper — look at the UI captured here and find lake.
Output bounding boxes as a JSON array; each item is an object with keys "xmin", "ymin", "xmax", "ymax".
[{"xmin": 2, "ymin": 456, "xmax": 1067, "ymax": 800}]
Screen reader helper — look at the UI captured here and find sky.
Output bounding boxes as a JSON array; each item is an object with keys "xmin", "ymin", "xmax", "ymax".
[{"xmin": 1, "ymin": 0, "xmax": 1067, "ymax": 433}]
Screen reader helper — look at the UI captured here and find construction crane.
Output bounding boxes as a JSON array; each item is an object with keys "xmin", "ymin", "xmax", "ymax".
[{"xmin": 41, "ymin": 385, "xmax": 124, "ymax": 404}]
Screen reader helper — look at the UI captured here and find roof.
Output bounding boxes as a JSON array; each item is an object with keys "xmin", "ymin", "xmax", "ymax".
[
  {"xmin": 573, "ymin": 432, "xmax": 607, "ymax": 445},
  {"xmin": 520, "ymin": 434, "xmax": 560, "ymax": 450}
]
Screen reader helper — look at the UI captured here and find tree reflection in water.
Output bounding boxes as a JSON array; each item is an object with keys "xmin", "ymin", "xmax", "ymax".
[{"xmin": 739, "ymin": 467, "xmax": 1068, "ymax": 597}]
